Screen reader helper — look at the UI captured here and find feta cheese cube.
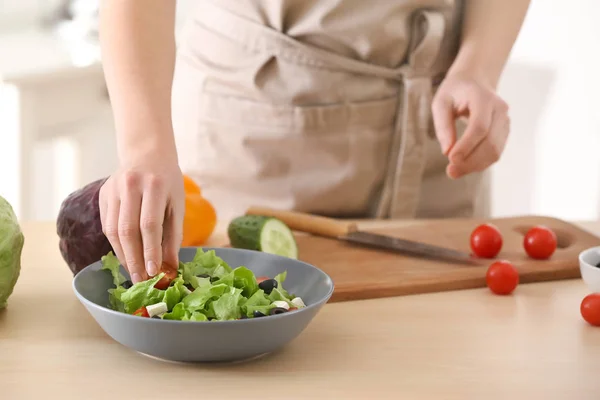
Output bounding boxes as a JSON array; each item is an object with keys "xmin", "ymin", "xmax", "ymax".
[
  {"xmin": 291, "ymin": 297, "xmax": 306, "ymax": 308},
  {"xmin": 146, "ymin": 302, "xmax": 168, "ymax": 318},
  {"xmin": 272, "ymin": 300, "xmax": 290, "ymax": 310}
]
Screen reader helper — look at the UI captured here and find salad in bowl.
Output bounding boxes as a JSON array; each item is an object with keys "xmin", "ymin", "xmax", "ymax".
[{"xmin": 100, "ymin": 248, "xmax": 306, "ymax": 322}]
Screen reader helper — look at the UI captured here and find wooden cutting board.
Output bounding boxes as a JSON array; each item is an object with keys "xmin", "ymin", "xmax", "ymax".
[{"xmin": 290, "ymin": 216, "xmax": 600, "ymax": 302}]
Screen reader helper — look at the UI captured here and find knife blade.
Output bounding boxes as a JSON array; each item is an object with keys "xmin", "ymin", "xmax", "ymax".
[{"xmin": 245, "ymin": 206, "xmax": 482, "ymax": 265}]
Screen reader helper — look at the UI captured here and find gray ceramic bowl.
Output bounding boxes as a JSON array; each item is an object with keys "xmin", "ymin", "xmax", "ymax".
[{"xmin": 73, "ymin": 247, "xmax": 334, "ymax": 363}]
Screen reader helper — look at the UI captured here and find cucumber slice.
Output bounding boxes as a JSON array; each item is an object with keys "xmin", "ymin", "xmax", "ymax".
[
  {"xmin": 228, "ymin": 215, "xmax": 298, "ymax": 259},
  {"xmin": 259, "ymin": 218, "xmax": 298, "ymax": 259}
]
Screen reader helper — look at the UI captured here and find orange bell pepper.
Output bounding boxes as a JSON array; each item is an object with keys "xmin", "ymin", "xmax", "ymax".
[
  {"xmin": 181, "ymin": 175, "xmax": 216, "ymax": 246},
  {"xmin": 183, "ymin": 174, "xmax": 201, "ymax": 195}
]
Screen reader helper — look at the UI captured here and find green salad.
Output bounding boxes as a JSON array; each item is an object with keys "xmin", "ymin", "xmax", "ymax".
[{"xmin": 100, "ymin": 249, "xmax": 306, "ymax": 321}]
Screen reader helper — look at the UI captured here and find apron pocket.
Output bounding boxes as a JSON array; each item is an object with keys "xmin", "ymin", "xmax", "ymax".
[{"xmin": 189, "ymin": 91, "xmax": 398, "ymax": 217}]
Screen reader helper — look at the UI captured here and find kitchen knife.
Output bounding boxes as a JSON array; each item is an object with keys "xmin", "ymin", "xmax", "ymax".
[{"xmin": 245, "ymin": 206, "xmax": 483, "ymax": 265}]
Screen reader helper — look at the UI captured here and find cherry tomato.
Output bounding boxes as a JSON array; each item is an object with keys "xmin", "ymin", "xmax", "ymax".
[
  {"xmin": 256, "ymin": 276, "xmax": 270, "ymax": 284},
  {"xmin": 580, "ymin": 294, "xmax": 600, "ymax": 326},
  {"xmin": 154, "ymin": 262, "xmax": 178, "ymax": 290},
  {"xmin": 133, "ymin": 306, "xmax": 149, "ymax": 318},
  {"xmin": 486, "ymin": 260, "xmax": 519, "ymax": 295},
  {"xmin": 470, "ymin": 223, "xmax": 503, "ymax": 258},
  {"xmin": 523, "ymin": 225, "xmax": 557, "ymax": 260}
]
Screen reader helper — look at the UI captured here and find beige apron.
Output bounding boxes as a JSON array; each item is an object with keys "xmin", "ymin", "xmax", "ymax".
[{"xmin": 172, "ymin": 0, "xmax": 490, "ymax": 221}]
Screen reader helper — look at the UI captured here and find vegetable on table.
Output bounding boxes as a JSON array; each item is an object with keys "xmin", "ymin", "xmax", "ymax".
[
  {"xmin": 580, "ymin": 294, "xmax": 600, "ymax": 327},
  {"xmin": 485, "ymin": 260, "xmax": 519, "ymax": 295},
  {"xmin": 100, "ymin": 248, "xmax": 306, "ymax": 321},
  {"xmin": 183, "ymin": 174, "xmax": 202, "ymax": 195},
  {"xmin": 0, "ymin": 195, "xmax": 24, "ymax": 309},
  {"xmin": 228, "ymin": 215, "xmax": 298, "ymax": 259},
  {"xmin": 470, "ymin": 223, "xmax": 503, "ymax": 258},
  {"xmin": 56, "ymin": 177, "xmax": 113, "ymax": 275},
  {"xmin": 181, "ymin": 190, "xmax": 217, "ymax": 247},
  {"xmin": 523, "ymin": 225, "xmax": 557, "ymax": 260},
  {"xmin": 181, "ymin": 173, "xmax": 216, "ymax": 247}
]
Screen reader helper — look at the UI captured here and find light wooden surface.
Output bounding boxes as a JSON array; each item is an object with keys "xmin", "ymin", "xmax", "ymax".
[
  {"xmin": 292, "ymin": 216, "xmax": 600, "ymax": 302},
  {"xmin": 2, "ymin": 220, "xmax": 600, "ymax": 400}
]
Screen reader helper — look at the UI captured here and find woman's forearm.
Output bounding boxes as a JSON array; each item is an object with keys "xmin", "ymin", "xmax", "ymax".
[
  {"xmin": 99, "ymin": 0, "xmax": 178, "ymax": 164},
  {"xmin": 448, "ymin": 0, "xmax": 531, "ymax": 88}
]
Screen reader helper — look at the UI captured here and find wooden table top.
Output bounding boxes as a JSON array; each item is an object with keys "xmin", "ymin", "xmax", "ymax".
[{"xmin": 2, "ymin": 220, "xmax": 600, "ymax": 400}]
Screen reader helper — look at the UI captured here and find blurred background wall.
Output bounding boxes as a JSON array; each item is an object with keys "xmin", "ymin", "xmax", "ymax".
[{"xmin": 0, "ymin": 0, "xmax": 598, "ymax": 221}]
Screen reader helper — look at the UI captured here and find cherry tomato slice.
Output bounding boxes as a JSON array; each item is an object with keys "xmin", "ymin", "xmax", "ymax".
[
  {"xmin": 470, "ymin": 223, "xmax": 503, "ymax": 258},
  {"xmin": 523, "ymin": 225, "xmax": 557, "ymax": 260},
  {"xmin": 154, "ymin": 262, "xmax": 178, "ymax": 290},
  {"xmin": 133, "ymin": 306, "xmax": 150, "ymax": 318},
  {"xmin": 486, "ymin": 260, "xmax": 519, "ymax": 295},
  {"xmin": 581, "ymin": 294, "xmax": 600, "ymax": 326},
  {"xmin": 256, "ymin": 276, "xmax": 270, "ymax": 284},
  {"xmin": 288, "ymin": 307, "xmax": 298, "ymax": 312}
]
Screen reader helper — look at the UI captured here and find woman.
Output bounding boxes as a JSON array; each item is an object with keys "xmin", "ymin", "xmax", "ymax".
[{"xmin": 98, "ymin": 0, "xmax": 530, "ymax": 283}]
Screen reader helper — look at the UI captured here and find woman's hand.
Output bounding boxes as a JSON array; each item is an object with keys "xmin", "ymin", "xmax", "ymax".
[
  {"xmin": 429, "ymin": 0, "xmax": 529, "ymax": 179},
  {"xmin": 431, "ymin": 73, "xmax": 510, "ymax": 179},
  {"xmin": 98, "ymin": 0, "xmax": 181, "ymax": 283},
  {"xmin": 99, "ymin": 159, "xmax": 185, "ymax": 284}
]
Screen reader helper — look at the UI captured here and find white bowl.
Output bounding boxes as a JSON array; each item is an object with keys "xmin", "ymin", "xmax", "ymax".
[{"xmin": 579, "ymin": 246, "xmax": 600, "ymax": 292}]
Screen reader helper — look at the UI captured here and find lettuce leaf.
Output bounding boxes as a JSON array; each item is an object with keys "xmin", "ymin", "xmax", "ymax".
[
  {"xmin": 181, "ymin": 249, "xmax": 233, "ymax": 288},
  {"xmin": 162, "ymin": 303, "xmax": 189, "ymax": 320},
  {"xmin": 242, "ymin": 289, "xmax": 272, "ymax": 317},
  {"xmin": 163, "ymin": 277, "xmax": 187, "ymax": 311},
  {"xmin": 100, "ymin": 252, "xmax": 126, "ymax": 287},
  {"xmin": 189, "ymin": 312, "xmax": 208, "ymax": 322},
  {"xmin": 108, "ymin": 286, "xmax": 126, "ymax": 312},
  {"xmin": 119, "ymin": 273, "xmax": 165, "ymax": 313},
  {"xmin": 233, "ymin": 266, "xmax": 258, "ymax": 297},
  {"xmin": 212, "ymin": 287, "xmax": 243, "ymax": 320},
  {"xmin": 245, "ymin": 304, "xmax": 276, "ymax": 317},
  {"xmin": 273, "ymin": 271, "xmax": 291, "ymax": 298},
  {"xmin": 189, "ymin": 249, "xmax": 232, "ymax": 277},
  {"xmin": 182, "ymin": 283, "xmax": 228, "ymax": 312},
  {"xmin": 245, "ymin": 289, "xmax": 270, "ymax": 307},
  {"xmin": 211, "ymin": 270, "xmax": 234, "ymax": 287}
]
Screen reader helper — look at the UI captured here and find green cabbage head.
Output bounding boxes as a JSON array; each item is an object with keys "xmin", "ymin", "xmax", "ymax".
[{"xmin": 0, "ymin": 195, "xmax": 24, "ymax": 309}]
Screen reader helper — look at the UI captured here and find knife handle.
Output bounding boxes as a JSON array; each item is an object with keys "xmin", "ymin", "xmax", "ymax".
[{"xmin": 245, "ymin": 206, "xmax": 358, "ymax": 238}]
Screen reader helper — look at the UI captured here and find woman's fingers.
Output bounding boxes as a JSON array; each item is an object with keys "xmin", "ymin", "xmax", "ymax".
[
  {"xmin": 118, "ymin": 174, "xmax": 146, "ymax": 283},
  {"xmin": 161, "ymin": 199, "xmax": 184, "ymax": 270},
  {"xmin": 431, "ymin": 96, "xmax": 457, "ymax": 155},
  {"xmin": 447, "ymin": 93, "xmax": 494, "ymax": 164},
  {"xmin": 100, "ymin": 184, "xmax": 128, "ymax": 271},
  {"xmin": 139, "ymin": 176, "xmax": 167, "ymax": 277},
  {"xmin": 432, "ymin": 74, "xmax": 510, "ymax": 179},
  {"xmin": 99, "ymin": 163, "xmax": 184, "ymax": 285},
  {"xmin": 447, "ymin": 109, "xmax": 509, "ymax": 179}
]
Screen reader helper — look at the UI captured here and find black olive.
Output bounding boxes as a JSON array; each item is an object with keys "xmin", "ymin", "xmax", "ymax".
[
  {"xmin": 122, "ymin": 280, "xmax": 133, "ymax": 289},
  {"xmin": 258, "ymin": 278, "xmax": 278, "ymax": 294},
  {"xmin": 269, "ymin": 307, "xmax": 288, "ymax": 316},
  {"xmin": 196, "ymin": 273, "xmax": 210, "ymax": 278},
  {"xmin": 152, "ymin": 316, "xmax": 161, "ymax": 319},
  {"xmin": 253, "ymin": 310, "xmax": 266, "ymax": 318}
]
